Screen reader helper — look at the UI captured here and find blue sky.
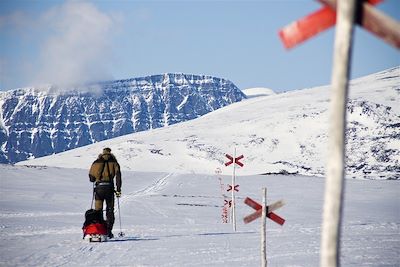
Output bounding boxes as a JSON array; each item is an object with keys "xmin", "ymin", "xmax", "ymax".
[{"xmin": 0, "ymin": 0, "xmax": 399, "ymax": 92}]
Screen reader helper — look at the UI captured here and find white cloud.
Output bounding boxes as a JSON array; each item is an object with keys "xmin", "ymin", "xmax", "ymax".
[{"xmin": 34, "ymin": 0, "xmax": 118, "ymax": 91}]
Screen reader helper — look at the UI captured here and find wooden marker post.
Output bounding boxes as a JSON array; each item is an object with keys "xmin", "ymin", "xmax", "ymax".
[
  {"xmin": 215, "ymin": 168, "xmax": 229, "ymax": 224},
  {"xmin": 279, "ymin": 1, "xmax": 399, "ymax": 266},
  {"xmin": 232, "ymin": 148, "xmax": 237, "ymax": 232},
  {"xmin": 321, "ymin": 1, "xmax": 356, "ymax": 266},
  {"xmin": 225, "ymin": 149, "xmax": 244, "ymax": 232},
  {"xmin": 261, "ymin": 188, "xmax": 267, "ymax": 267},
  {"xmin": 244, "ymin": 192, "xmax": 285, "ymax": 267}
]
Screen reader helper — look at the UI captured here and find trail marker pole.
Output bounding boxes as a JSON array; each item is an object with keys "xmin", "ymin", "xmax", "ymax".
[
  {"xmin": 224, "ymin": 148, "xmax": 244, "ymax": 232},
  {"xmin": 215, "ymin": 168, "xmax": 229, "ymax": 223},
  {"xmin": 279, "ymin": 1, "xmax": 399, "ymax": 266},
  {"xmin": 244, "ymin": 191, "xmax": 285, "ymax": 267},
  {"xmin": 321, "ymin": 1, "xmax": 356, "ymax": 266},
  {"xmin": 231, "ymin": 148, "xmax": 237, "ymax": 232},
  {"xmin": 261, "ymin": 188, "xmax": 267, "ymax": 267}
]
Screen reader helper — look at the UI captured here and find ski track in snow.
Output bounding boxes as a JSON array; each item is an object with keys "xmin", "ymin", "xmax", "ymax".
[
  {"xmin": 0, "ymin": 166, "xmax": 399, "ymax": 267},
  {"xmin": 119, "ymin": 173, "xmax": 175, "ymax": 218},
  {"xmin": 0, "ymin": 212, "xmax": 80, "ymax": 219},
  {"xmin": 123, "ymin": 173, "xmax": 173, "ymax": 200}
]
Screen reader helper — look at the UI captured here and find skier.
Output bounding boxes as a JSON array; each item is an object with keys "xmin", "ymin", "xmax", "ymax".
[{"xmin": 89, "ymin": 147, "xmax": 122, "ymax": 239}]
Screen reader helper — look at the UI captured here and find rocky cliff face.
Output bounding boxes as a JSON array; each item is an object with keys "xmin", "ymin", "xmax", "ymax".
[{"xmin": 0, "ymin": 73, "xmax": 245, "ymax": 163}]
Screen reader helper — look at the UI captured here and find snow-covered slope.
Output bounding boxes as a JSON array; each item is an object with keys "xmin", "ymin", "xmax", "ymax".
[
  {"xmin": 0, "ymin": 73, "xmax": 245, "ymax": 164},
  {"xmin": 1, "ymin": 165, "xmax": 399, "ymax": 266},
  {"xmin": 20, "ymin": 67, "xmax": 400, "ymax": 179}
]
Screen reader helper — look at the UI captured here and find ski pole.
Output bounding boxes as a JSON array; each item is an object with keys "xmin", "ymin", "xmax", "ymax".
[
  {"xmin": 116, "ymin": 195, "xmax": 125, "ymax": 237},
  {"xmin": 91, "ymin": 182, "xmax": 95, "ymax": 209}
]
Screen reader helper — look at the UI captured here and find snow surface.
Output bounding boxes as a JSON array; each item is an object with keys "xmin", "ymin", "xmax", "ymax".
[
  {"xmin": 0, "ymin": 164, "xmax": 399, "ymax": 266},
  {"xmin": 3, "ymin": 68, "xmax": 399, "ymax": 266}
]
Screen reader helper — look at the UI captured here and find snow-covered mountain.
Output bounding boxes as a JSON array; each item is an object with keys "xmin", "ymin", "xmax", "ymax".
[
  {"xmin": 242, "ymin": 87, "xmax": 275, "ymax": 98},
  {"xmin": 20, "ymin": 67, "xmax": 400, "ymax": 180},
  {"xmin": 0, "ymin": 73, "xmax": 245, "ymax": 164}
]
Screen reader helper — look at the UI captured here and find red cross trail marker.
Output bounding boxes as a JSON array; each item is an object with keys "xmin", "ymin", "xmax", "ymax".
[
  {"xmin": 279, "ymin": 0, "xmax": 399, "ymax": 49},
  {"xmin": 225, "ymin": 154, "xmax": 244, "ymax": 167},
  {"xmin": 243, "ymin": 198, "xmax": 286, "ymax": 223},
  {"xmin": 234, "ymin": 155, "xmax": 244, "ymax": 167},
  {"xmin": 224, "ymin": 200, "xmax": 232, "ymax": 207},
  {"xmin": 225, "ymin": 154, "xmax": 233, "ymax": 166},
  {"xmin": 243, "ymin": 197, "xmax": 286, "ymax": 225},
  {"xmin": 227, "ymin": 184, "xmax": 240, "ymax": 192}
]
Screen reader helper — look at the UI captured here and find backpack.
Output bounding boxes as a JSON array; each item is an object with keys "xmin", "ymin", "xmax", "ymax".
[
  {"xmin": 82, "ymin": 209, "xmax": 107, "ymax": 239},
  {"xmin": 83, "ymin": 209, "xmax": 104, "ymax": 226},
  {"xmin": 89, "ymin": 157, "xmax": 114, "ymax": 183}
]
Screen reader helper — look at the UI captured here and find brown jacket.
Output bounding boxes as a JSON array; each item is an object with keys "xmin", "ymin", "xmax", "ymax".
[{"xmin": 89, "ymin": 152, "xmax": 122, "ymax": 192}]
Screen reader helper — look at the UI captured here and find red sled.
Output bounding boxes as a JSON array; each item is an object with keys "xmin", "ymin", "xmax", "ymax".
[
  {"xmin": 83, "ymin": 223, "xmax": 108, "ymax": 242},
  {"xmin": 82, "ymin": 209, "xmax": 108, "ymax": 242},
  {"xmin": 83, "ymin": 222, "xmax": 107, "ymax": 236}
]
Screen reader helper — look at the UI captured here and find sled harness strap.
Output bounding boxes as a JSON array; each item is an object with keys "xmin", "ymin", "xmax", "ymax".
[{"xmin": 99, "ymin": 160, "xmax": 107, "ymax": 181}]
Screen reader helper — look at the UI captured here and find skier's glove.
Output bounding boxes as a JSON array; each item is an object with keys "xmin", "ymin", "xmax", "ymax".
[{"xmin": 115, "ymin": 191, "xmax": 121, "ymax": 198}]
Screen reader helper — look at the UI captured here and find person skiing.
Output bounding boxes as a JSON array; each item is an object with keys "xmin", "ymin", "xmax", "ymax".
[{"xmin": 89, "ymin": 147, "xmax": 122, "ymax": 239}]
